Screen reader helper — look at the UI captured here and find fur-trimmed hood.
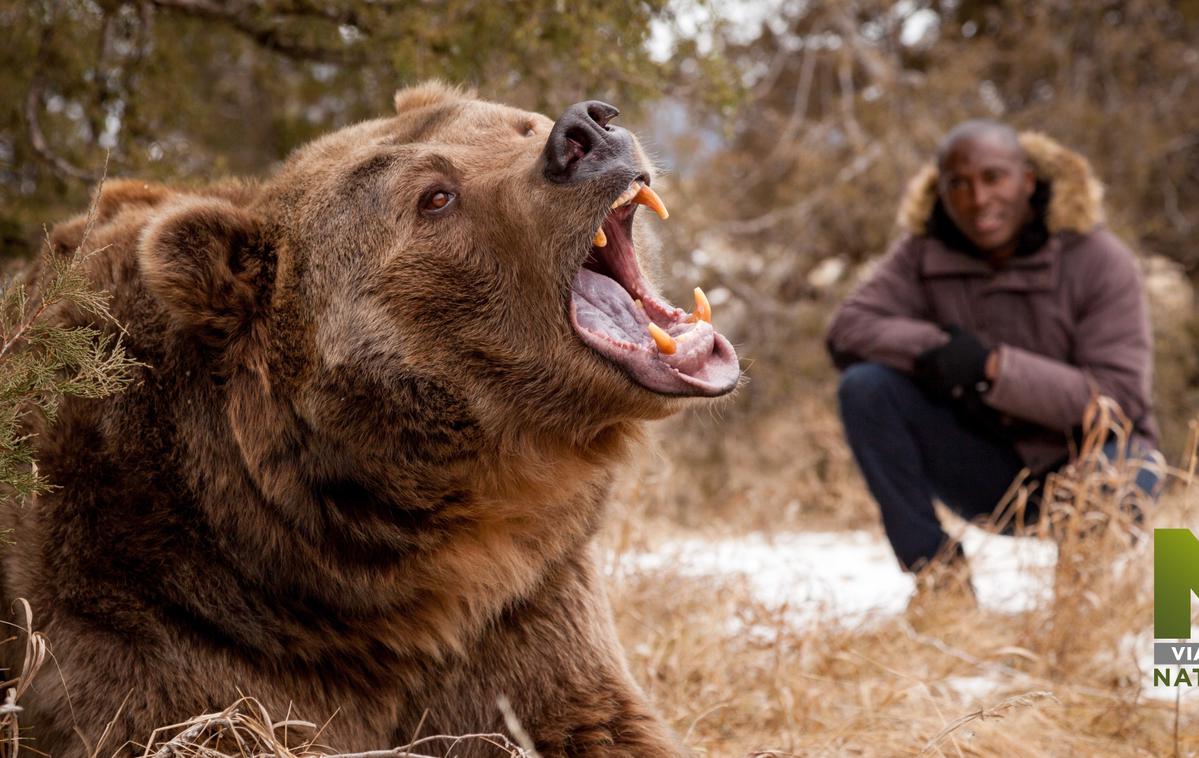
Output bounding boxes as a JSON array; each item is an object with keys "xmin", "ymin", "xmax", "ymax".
[{"xmin": 896, "ymin": 132, "xmax": 1106, "ymax": 236}]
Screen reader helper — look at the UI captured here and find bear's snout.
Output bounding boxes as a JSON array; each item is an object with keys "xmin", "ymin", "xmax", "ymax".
[{"xmin": 542, "ymin": 100, "xmax": 638, "ymax": 185}]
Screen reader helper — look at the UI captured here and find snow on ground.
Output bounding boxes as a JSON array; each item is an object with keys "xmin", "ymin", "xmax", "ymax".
[
  {"xmin": 618, "ymin": 527, "xmax": 1193, "ymax": 703},
  {"xmin": 621, "ymin": 526, "xmax": 1057, "ymax": 629}
]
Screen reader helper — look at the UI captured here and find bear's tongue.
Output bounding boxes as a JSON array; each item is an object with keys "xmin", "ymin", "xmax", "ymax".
[{"xmin": 569, "ymin": 204, "xmax": 739, "ymax": 398}]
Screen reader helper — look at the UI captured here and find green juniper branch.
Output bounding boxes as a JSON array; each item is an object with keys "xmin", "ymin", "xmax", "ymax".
[{"xmin": 0, "ymin": 169, "xmax": 142, "ymax": 502}]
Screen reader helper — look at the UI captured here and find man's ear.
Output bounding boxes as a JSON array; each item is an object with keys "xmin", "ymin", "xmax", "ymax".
[
  {"xmin": 138, "ymin": 196, "xmax": 271, "ymax": 348},
  {"xmin": 1022, "ymin": 164, "xmax": 1037, "ymax": 198}
]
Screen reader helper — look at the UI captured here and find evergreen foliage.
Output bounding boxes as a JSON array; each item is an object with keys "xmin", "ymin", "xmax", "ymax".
[
  {"xmin": 0, "ymin": 172, "xmax": 140, "ymax": 501},
  {"xmin": 0, "ymin": 0, "xmax": 717, "ymax": 256}
]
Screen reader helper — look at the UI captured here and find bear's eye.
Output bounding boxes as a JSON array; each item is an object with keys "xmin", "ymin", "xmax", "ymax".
[
  {"xmin": 522, "ymin": 122, "xmax": 536, "ymax": 138},
  {"xmin": 420, "ymin": 189, "xmax": 457, "ymax": 215}
]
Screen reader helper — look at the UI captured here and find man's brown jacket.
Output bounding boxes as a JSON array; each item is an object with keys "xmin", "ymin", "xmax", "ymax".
[{"xmin": 827, "ymin": 133, "xmax": 1158, "ymax": 473}]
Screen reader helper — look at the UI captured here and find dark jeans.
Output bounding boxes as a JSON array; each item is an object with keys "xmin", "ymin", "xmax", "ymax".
[{"xmin": 837, "ymin": 362, "xmax": 1158, "ymax": 571}]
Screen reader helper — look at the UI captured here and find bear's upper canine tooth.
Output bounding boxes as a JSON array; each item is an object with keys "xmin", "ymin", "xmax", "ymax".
[
  {"xmin": 634, "ymin": 185, "xmax": 669, "ymax": 220},
  {"xmin": 593, "ymin": 227, "xmax": 607, "ymax": 247}
]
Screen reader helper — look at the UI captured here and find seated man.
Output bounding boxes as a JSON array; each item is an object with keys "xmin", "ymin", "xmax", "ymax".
[{"xmin": 826, "ymin": 119, "xmax": 1159, "ymax": 597}]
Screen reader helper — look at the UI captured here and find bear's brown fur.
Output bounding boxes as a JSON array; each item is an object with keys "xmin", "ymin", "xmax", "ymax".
[{"xmin": 0, "ymin": 84, "xmax": 738, "ymax": 757}]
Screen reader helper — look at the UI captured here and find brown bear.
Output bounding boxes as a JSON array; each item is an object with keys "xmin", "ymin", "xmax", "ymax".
[{"xmin": 0, "ymin": 82, "xmax": 739, "ymax": 758}]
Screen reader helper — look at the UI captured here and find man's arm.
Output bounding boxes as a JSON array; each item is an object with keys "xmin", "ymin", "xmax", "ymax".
[
  {"xmin": 984, "ymin": 232, "xmax": 1153, "ymax": 431},
  {"xmin": 826, "ymin": 236, "xmax": 949, "ymax": 372}
]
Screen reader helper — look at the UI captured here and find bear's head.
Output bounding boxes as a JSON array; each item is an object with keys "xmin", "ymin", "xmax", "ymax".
[{"xmin": 133, "ymin": 83, "xmax": 740, "ymax": 506}]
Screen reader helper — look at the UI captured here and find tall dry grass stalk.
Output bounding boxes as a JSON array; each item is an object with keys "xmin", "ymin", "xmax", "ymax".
[
  {"xmin": 1015, "ymin": 398, "xmax": 1170, "ymax": 677},
  {"xmin": 0, "ymin": 599, "xmax": 49, "ymax": 758}
]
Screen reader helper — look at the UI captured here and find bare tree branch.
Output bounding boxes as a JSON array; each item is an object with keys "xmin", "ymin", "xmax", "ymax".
[
  {"xmin": 24, "ymin": 11, "xmax": 105, "ymax": 184},
  {"xmin": 836, "ymin": 46, "xmax": 865, "ymax": 149},
  {"xmin": 109, "ymin": 2, "xmax": 155, "ymax": 148},
  {"xmin": 87, "ymin": 8, "xmax": 115, "ymax": 146},
  {"xmin": 275, "ymin": 0, "xmax": 370, "ymax": 32},
  {"xmin": 148, "ymin": 0, "xmax": 362, "ymax": 64},
  {"xmin": 23, "ymin": 80, "xmax": 103, "ymax": 184},
  {"xmin": 828, "ymin": 5, "xmax": 899, "ymax": 88}
]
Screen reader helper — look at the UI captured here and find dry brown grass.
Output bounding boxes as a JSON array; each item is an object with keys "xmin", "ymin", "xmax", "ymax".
[
  {"xmin": 138, "ymin": 697, "xmax": 535, "ymax": 758},
  {"xmin": 0, "ymin": 599, "xmax": 49, "ymax": 758},
  {"xmin": 603, "ymin": 397, "xmax": 1199, "ymax": 757},
  {"xmin": 608, "ymin": 484, "xmax": 1195, "ymax": 757}
]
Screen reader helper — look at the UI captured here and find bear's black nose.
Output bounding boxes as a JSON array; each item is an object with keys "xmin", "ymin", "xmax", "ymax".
[{"xmin": 542, "ymin": 100, "xmax": 636, "ymax": 185}]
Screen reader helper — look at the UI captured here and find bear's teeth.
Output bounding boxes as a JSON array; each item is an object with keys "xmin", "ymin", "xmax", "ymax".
[
  {"xmin": 634, "ymin": 185, "xmax": 669, "ymax": 220},
  {"xmin": 610, "ymin": 180, "xmax": 643, "ymax": 210},
  {"xmin": 593, "ymin": 227, "xmax": 607, "ymax": 247},
  {"xmin": 690, "ymin": 286, "xmax": 711, "ymax": 324},
  {"xmin": 647, "ymin": 323, "xmax": 676, "ymax": 355}
]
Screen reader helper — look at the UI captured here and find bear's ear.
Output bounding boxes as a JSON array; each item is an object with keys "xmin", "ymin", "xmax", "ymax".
[
  {"xmin": 138, "ymin": 197, "xmax": 270, "ymax": 348},
  {"xmin": 393, "ymin": 80, "xmax": 472, "ymax": 114},
  {"xmin": 96, "ymin": 179, "xmax": 173, "ymax": 223}
]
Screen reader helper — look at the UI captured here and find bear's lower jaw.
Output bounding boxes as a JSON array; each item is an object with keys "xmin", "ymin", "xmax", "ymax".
[
  {"xmin": 568, "ymin": 212, "xmax": 739, "ymax": 398},
  {"xmin": 570, "ymin": 269, "xmax": 739, "ymax": 397}
]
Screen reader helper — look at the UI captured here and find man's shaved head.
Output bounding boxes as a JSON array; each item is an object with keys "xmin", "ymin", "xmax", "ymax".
[
  {"xmin": 934, "ymin": 119, "xmax": 1037, "ymax": 260},
  {"xmin": 936, "ymin": 119, "xmax": 1025, "ymax": 171}
]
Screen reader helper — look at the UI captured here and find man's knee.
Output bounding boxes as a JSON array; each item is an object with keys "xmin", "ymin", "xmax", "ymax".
[
  {"xmin": 1099, "ymin": 437, "xmax": 1163, "ymax": 501},
  {"xmin": 837, "ymin": 362, "xmax": 915, "ymax": 419}
]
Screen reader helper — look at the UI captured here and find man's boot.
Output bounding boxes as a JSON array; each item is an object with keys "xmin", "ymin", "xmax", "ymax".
[{"xmin": 905, "ymin": 542, "xmax": 978, "ymax": 628}]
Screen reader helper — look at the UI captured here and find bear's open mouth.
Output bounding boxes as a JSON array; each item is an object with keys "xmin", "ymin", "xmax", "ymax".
[{"xmin": 569, "ymin": 179, "xmax": 740, "ymax": 397}]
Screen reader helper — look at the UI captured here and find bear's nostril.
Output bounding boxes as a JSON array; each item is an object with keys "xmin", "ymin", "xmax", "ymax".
[
  {"xmin": 543, "ymin": 100, "xmax": 632, "ymax": 184},
  {"xmin": 586, "ymin": 102, "xmax": 619, "ymax": 131},
  {"xmin": 564, "ymin": 126, "xmax": 591, "ymax": 168}
]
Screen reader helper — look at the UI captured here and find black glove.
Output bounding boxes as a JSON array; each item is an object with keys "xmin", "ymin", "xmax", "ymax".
[
  {"xmin": 912, "ymin": 325, "xmax": 991, "ymax": 399},
  {"xmin": 914, "ymin": 326, "xmax": 1010, "ymax": 438}
]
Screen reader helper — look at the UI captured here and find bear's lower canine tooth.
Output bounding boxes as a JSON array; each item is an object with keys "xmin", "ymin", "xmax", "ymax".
[
  {"xmin": 693, "ymin": 286, "xmax": 712, "ymax": 323},
  {"xmin": 647, "ymin": 323, "xmax": 676, "ymax": 355},
  {"xmin": 634, "ymin": 185, "xmax": 669, "ymax": 220},
  {"xmin": 593, "ymin": 228, "xmax": 607, "ymax": 247}
]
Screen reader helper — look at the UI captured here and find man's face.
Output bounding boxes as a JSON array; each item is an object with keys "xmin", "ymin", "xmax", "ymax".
[{"xmin": 937, "ymin": 135, "xmax": 1036, "ymax": 254}]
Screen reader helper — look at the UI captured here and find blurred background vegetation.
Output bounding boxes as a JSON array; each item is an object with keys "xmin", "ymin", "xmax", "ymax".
[{"xmin": 2, "ymin": 0, "xmax": 1197, "ymax": 527}]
